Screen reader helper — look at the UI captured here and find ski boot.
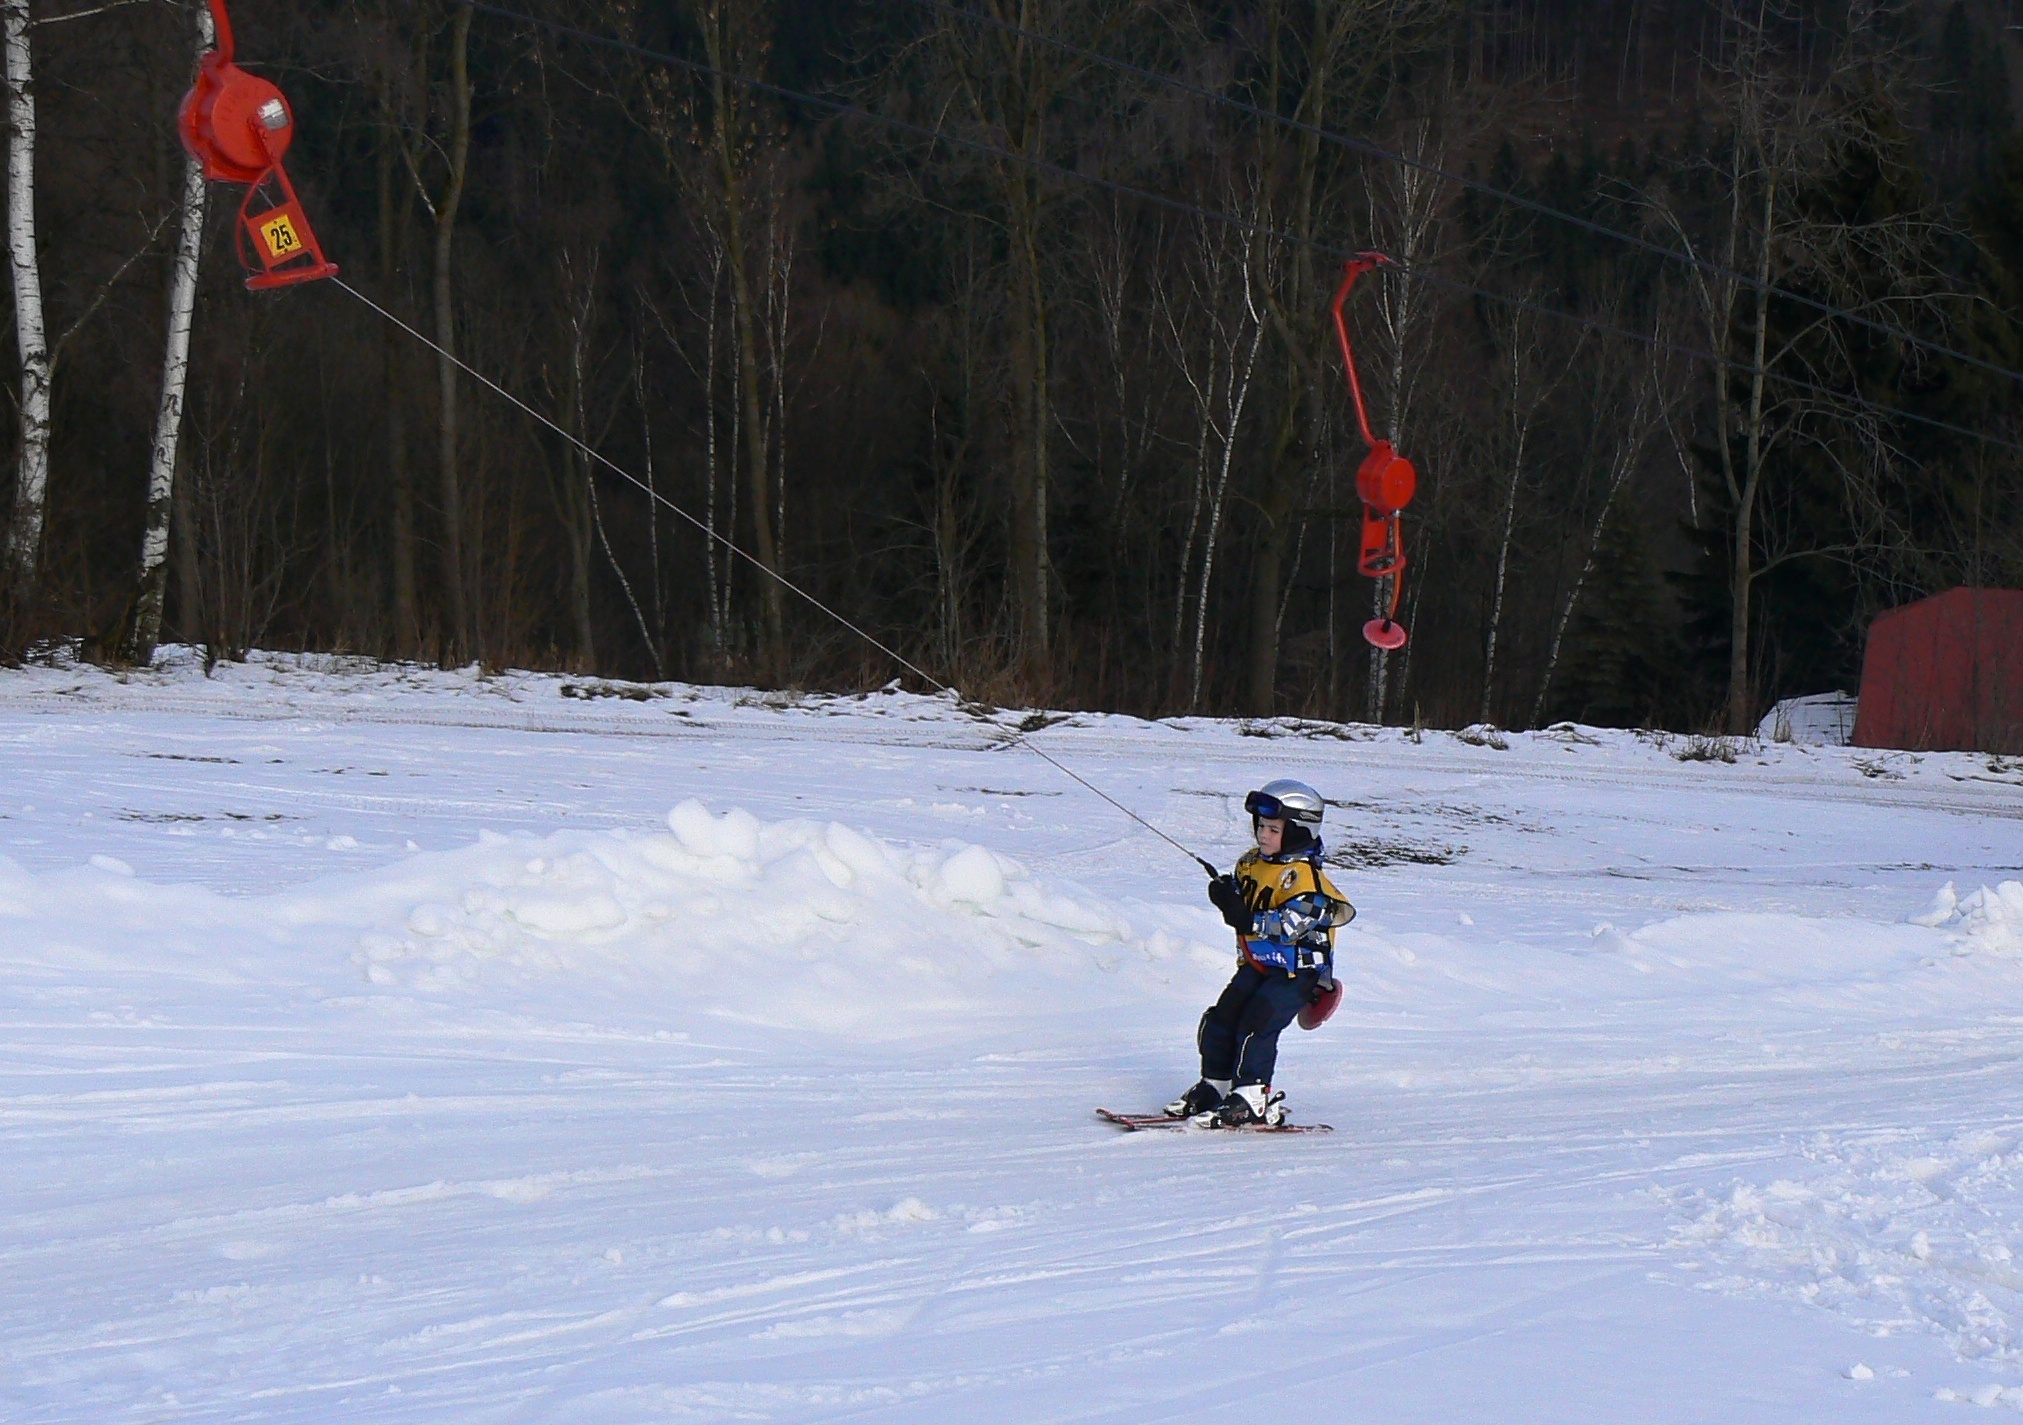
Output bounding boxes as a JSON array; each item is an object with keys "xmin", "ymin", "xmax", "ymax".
[
  {"xmin": 1165, "ymin": 1078, "xmax": 1229, "ymax": 1119},
  {"xmin": 1213, "ymin": 1084, "xmax": 1288, "ymax": 1128}
]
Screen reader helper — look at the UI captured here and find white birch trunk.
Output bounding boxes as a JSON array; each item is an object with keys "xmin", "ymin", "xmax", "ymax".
[
  {"xmin": 434, "ymin": 2, "xmax": 473, "ymax": 661},
  {"xmin": 1188, "ymin": 279, "xmax": 1265, "ymax": 712},
  {"xmin": 2, "ymin": 0, "xmax": 49, "ymax": 592},
  {"xmin": 1170, "ymin": 404, "xmax": 1209, "ymax": 678},
  {"xmin": 1530, "ymin": 476, "xmax": 1625, "ymax": 728},
  {"xmin": 1362, "ymin": 123, "xmax": 1447, "ymax": 721},
  {"xmin": 763, "ymin": 211, "xmax": 792, "ymax": 577},
  {"xmin": 1529, "ymin": 362, "xmax": 1667, "ymax": 727},
  {"xmin": 1165, "ymin": 306, "xmax": 1214, "ymax": 687},
  {"xmin": 1479, "ymin": 425, "xmax": 1527, "ymax": 727},
  {"xmin": 633, "ymin": 343, "xmax": 662, "ymax": 649},
  {"xmin": 700, "ymin": 244, "xmax": 725, "ymax": 655},
  {"xmin": 1367, "ymin": 578, "xmax": 1391, "ymax": 719},
  {"xmin": 122, "ymin": 3, "xmax": 213, "ymax": 663}
]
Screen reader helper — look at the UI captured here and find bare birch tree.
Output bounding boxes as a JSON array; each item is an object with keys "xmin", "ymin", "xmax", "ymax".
[
  {"xmin": 652, "ymin": 0, "xmax": 793, "ymax": 680},
  {"xmin": 1478, "ymin": 295, "xmax": 1582, "ymax": 726},
  {"xmin": 1357, "ymin": 114, "xmax": 1459, "ymax": 721},
  {"xmin": 1158, "ymin": 176, "xmax": 1270, "ymax": 711},
  {"xmin": 2, "ymin": 0, "xmax": 47, "ymax": 604},
  {"xmin": 1647, "ymin": 0, "xmax": 1953, "ymax": 732},
  {"xmin": 919, "ymin": 226, "xmax": 992, "ymax": 679},
  {"xmin": 645, "ymin": 248, "xmax": 734, "ymax": 663},
  {"xmin": 544, "ymin": 248, "xmax": 602, "ymax": 669},
  {"xmin": 384, "ymin": 1, "xmax": 475, "ymax": 661},
  {"xmin": 918, "ymin": 0, "xmax": 1155, "ymax": 690},
  {"xmin": 1529, "ymin": 317, "xmax": 1680, "ymax": 726},
  {"xmin": 118, "ymin": 0, "xmax": 212, "ymax": 665},
  {"xmin": 368, "ymin": 0, "xmax": 421, "ymax": 656},
  {"xmin": 432, "ymin": 2, "xmax": 473, "ymax": 662},
  {"xmin": 1238, "ymin": 0, "xmax": 1452, "ymax": 716}
]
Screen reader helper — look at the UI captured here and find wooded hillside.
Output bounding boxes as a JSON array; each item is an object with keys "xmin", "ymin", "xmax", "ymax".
[{"xmin": 2, "ymin": 0, "xmax": 2019, "ymax": 732}]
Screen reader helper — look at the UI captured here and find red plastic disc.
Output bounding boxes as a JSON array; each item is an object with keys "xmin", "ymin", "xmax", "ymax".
[
  {"xmin": 1363, "ymin": 618, "xmax": 1408, "ymax": 651},
  {"xmin": 1298, "ymin": 980, "xmax": 1343, "ymax": 1031}
]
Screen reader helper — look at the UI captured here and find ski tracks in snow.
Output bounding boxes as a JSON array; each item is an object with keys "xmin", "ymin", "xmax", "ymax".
[
  {"xmin": 1668, "ymin": 1119, "xmax": 2023, "ymax": 1365},
  {"xmin": 8, "ymin": 655, "xmax": 2023, "ymax": 1419}
]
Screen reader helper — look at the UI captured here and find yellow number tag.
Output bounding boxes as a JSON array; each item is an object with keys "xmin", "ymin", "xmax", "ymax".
[{"xmin": 261, "ymin": 214, "xmax": 302, "ymax": 259}]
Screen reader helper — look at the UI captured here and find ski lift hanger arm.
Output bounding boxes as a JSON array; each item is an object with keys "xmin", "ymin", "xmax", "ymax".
[
  {"xmin": 1331, "ymin": 255, "xmax": 1386, "ymax": 449},
  {"xmin": 1331, "ymin": 256, "xmax": 1417, "ymax": 652}
]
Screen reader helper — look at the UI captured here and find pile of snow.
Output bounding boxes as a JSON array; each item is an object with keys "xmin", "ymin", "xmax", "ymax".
[
  {"xmin": 1912, "ymin": 880, "xmax": 2023, "ymax": 957},
  {"xmin": 5, "ymin": 817, "xmax": 2002, "ymax": 1044},
  {"xmin": 355, "ymin": 800, "xmax": 1212, "ymax": 1031},
  {"xmin": 1757, "ymin": 691, "xmax": 1858, "ymax": 745},
  {"xmin": 0, "ymin": 801, "xmax": 1227, "ymax": 1036}
]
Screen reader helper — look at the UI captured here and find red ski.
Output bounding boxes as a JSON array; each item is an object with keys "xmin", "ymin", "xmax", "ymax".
[{"xmin": 1096, "ymin": 1108, "xmax": 1332, "ymax": 1135}]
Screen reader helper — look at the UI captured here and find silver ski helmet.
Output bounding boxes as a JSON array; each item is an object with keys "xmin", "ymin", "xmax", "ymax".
[{"xmin": 1245, "ymin": 778, "xmax": 1324, "ymax": 827}]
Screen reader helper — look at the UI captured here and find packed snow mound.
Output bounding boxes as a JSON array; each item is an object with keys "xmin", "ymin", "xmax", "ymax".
[
  {"xmin": 0, "ymin": 803, "xmax": 1228, "ymax": 1035},
  {"xmin": 6, "ymin": 827, "xmax": 2002, "ymax": 1039},
  {"xmin": 1913, "ymin": 881, "xmax": 2023, "ymax": 957},
  {"xmin": 349, "ymin": 801, "xmax": 1220, "ymax": 1032}
]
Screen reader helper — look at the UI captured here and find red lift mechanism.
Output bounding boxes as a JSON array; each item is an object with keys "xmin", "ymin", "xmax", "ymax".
[
  {"xmin": 178, "ymin": 0, "xmax": 337, "ymax": 291},
  {"xmin": 1329, "ymin": 254, "xmax": 1416, "ymax": 652}
]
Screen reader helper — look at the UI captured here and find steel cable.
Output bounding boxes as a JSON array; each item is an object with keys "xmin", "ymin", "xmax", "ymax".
[{"xmin": 332, "ymin": 276, "xmax": 1223, "ymax": 876}]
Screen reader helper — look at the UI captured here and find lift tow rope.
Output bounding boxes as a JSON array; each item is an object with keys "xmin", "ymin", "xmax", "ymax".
[{"xmin": 333, "ymin": 277, "xmax": 1223, "ymax": 880}]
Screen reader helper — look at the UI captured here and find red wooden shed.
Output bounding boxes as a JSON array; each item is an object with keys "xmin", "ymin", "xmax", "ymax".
[{"xmin": 1851, "ymin": 588, "xmax": 2023, "ymax": 755}]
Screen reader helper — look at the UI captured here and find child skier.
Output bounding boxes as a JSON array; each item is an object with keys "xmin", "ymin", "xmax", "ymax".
[{"xmin": 1167, "ymin": 778, "xmax": 1354, "ymax": 1128}]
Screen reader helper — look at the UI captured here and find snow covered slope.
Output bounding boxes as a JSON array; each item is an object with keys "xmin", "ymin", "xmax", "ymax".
[{"xmin": 4, "ymin": 649, "xmax": 2023, "ymax": 1422}]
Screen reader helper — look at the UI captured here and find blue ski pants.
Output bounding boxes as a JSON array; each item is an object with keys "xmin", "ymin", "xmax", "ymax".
[{"xmin": 1198, "ymin": 964, "xmax": 1319, "ymax": 1088}]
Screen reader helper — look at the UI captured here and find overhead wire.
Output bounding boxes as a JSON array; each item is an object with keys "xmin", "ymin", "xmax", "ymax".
[
  {"xmin": 1396, "ymin": 262, "xmax": 2023, "ymax": 455},
  {"xmin": 460, "ymin": 0, "xmax": 2023, "ymax": 456},
  {"xmin": 909, "ymin": 0, "xmax": 2023, "ymax": 393},
  {"xmin": 331, "ymin": 276, "xmax": 1224, "ymax": 877}
]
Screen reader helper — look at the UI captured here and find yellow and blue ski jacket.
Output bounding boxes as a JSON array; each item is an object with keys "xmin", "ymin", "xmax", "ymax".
[{"xmin": 1232, "ymin": 848, "xmax": 1354, "ymax": 976}]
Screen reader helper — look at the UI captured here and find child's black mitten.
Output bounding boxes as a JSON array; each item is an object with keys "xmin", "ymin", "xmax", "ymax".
[{"xmin": 1207, "ymin": 875, "xmax": 1251, "ymax": 932}]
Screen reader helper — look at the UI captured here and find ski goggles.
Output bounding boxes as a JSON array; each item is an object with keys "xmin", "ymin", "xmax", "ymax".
[{"xmin": 1244, "ymin": 789, "xmax": 1319, "ymax": 824}]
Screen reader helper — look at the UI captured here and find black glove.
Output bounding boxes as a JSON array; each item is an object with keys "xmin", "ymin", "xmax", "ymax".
[
  {"xmin": 1304, "ymin": 974, "xmax": 1337, "ymax": 1006},
  {"xmin": 1207, "ymin": 875, "xmax": 1251, "ymax": 932}
]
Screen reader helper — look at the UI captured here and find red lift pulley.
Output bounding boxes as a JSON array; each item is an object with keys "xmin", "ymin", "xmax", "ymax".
[
  {"xmin": 178, "ymin": 0, "xmax": 337, "ymax": 291},
  {"xmin": 1329, "ymin": 254, "xmax": 1416, "ymax": 652}
]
